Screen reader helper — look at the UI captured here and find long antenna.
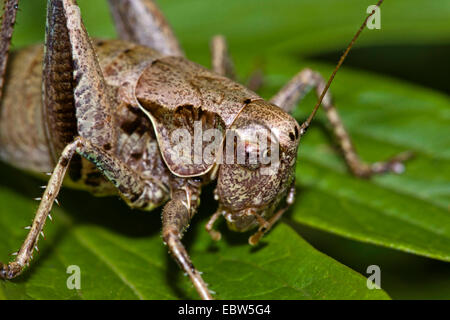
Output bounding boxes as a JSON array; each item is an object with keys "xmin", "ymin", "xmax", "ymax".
[{"xmin": 300, "ymin": 0, "xmax": 384, "ymax": 134}]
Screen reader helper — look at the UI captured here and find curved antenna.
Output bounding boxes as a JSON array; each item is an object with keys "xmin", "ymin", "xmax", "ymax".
[{"xmin": 300, "ymin": 0, "xmax": 384, "ymax": 135}]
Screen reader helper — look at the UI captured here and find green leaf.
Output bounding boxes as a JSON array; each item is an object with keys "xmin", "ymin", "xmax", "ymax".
[
  {"xmin": 0, "ymin": 0, "xmax": 448, "ymax": 300},
  {"xmin": 165, "ymin": 0, "xmax": 450, "ymax": 57},
  {"xmin": 0, "ymin": 184, "xmax": 387, "ymax": 299}
]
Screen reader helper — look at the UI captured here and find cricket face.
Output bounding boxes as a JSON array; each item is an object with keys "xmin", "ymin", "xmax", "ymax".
[{"xmin": 216, "ymin": 100, "xmax": 300, "ymax": 232}]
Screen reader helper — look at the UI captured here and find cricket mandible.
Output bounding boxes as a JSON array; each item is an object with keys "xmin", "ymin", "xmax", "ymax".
[{"xmin": 0, "ymin": 0, "xmax": 410, "ymax": 299}]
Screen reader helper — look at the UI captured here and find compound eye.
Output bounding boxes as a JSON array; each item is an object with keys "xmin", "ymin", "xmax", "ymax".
[
  {"xmin": 237, "ymin": 138, "xmax": 280, "ymax": 171},
  {"xmin": 239, "ymin": 142, "xmax": 261, "ymax": 171}
]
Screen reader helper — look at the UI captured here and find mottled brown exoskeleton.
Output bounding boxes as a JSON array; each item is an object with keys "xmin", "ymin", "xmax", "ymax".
[{"xmin": 0, "ymin": 0, "xmax": 411, "ymax": 299}]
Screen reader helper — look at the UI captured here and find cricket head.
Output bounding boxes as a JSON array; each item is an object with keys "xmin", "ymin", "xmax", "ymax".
[
  {"xmin": 211, "ymin": 0, "xmax": 383, "ymax": 241},
  {"xmin": 216, "ymin": 99, "xmax": 300, "ymax": 232}
]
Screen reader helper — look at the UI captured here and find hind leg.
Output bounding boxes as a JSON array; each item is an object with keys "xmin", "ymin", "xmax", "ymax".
[
  {"xmin": 163, "ymin": 189, "xmax": 213, "ymax": 300},
  {"xmin": 1, "ymin": 0, "xmax": 168, "ymax": 277}
]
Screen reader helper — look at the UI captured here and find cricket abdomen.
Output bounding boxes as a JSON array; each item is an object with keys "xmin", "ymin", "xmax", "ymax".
[{"xmin": 0, "ymin": 45, "xmax": 52, "ymax": 173}]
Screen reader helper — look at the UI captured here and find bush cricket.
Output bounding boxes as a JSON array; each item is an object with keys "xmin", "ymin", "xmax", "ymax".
[{"xmin": 0, "ymin": 0, "xmax": 411, "ymax": 300}]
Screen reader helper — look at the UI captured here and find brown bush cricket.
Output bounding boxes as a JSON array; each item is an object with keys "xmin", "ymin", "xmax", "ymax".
[{"xmin": 0, "ymin": 0, "xmax": 411, "ymax": 299}]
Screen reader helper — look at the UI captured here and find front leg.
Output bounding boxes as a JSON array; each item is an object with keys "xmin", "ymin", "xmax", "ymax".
[
  {"xmin": 0, "ymin": 138, "xmax": 81, "ymax": 279},
  {"xmin": 271, "ymin": 68, "xmax": 413, "ymax": 178}
]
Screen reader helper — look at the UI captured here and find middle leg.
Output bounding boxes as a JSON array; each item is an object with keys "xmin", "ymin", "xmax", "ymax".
[
  {"xmin": 271, "ymin": 68, "xmax": 413, "ymax": 178},
  {"xmin": 163, "ymin": 189, "xmax": 213, "ymax": 300}
]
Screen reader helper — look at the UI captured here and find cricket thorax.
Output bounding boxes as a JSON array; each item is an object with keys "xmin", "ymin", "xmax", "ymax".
[{"xmin": 134, "ymin": 55, "xmax": 261, "ymax": 177}]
